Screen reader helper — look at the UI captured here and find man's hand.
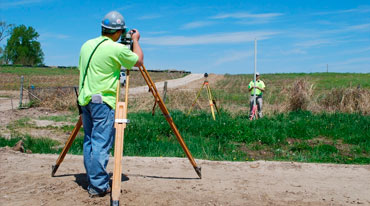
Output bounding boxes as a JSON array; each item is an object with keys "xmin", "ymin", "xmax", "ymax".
[
  {"xmin": 131, "ymin": 29, "xmax": 143, "ymax": 67},
  {"xmin": 131, "ymin": 29, "xmax": 140, "ymax": 41}
]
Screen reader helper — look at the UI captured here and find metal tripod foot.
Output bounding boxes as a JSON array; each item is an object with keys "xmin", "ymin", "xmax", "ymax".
[
  {"xmin": 51, "ymin": 164, "xmax": 59, "ymax": 177},
  {"xmin": 111, "ymin": 200, "xmax": 119, "ymax": 206},
  {"xmin": 194, "ymin": 166, "xmax": 202, "ymax": 179}
]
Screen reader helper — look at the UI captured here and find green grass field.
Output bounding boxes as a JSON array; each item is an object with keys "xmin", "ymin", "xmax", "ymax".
[{"xmin": 2, "ymin": 110, "xmax": 369, "ymax": 164}]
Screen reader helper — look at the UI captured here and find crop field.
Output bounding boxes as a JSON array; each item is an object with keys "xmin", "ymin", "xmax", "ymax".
[{"xmin": 0, "ymin": 66, "xmax": 188, "ymax": 90}]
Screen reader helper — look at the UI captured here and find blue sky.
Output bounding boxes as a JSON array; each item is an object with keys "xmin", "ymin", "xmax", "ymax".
[{"xmin": 1, "ymin": 0, "xmax": 369, "ymax": 74}]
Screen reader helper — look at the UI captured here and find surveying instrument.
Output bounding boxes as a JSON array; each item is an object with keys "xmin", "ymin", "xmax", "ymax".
[
  {"xmin": 51, "ymin": 29, "xmax": 201, "ymax": 206},
  {"xmin": 187, "ymin": 73, "xmax": 219, "ymax": 120}
]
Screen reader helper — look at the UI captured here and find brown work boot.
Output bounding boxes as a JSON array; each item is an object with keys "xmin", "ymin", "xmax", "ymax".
[{"xmin": 88, "ymin": 186, "xmax": 111, "ymax": 198}]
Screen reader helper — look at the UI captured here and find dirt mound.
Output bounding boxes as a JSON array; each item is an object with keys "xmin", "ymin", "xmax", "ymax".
[{"xmin": 0, "ymin": 149, "xmax": 369, "ymax": 206}]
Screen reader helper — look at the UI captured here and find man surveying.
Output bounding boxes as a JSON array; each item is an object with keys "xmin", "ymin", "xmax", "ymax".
[
  {"xmin": 248, "ymin": 72, "xmax": 265, "ymax": 119},
  {"xmin": 77, "ymin": 11, "xmax": 143, "ymax": 197}
]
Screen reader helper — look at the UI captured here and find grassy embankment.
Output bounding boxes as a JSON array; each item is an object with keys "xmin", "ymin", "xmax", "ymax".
[{"xmin": 1, "ymin": 110, "xmax": 369, "ymax": 164}]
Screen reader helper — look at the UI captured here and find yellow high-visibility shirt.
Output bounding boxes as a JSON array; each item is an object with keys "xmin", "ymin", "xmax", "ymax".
[
  {"xmin": 78, "ymin": 36, "xmax": 138, "ymax": 109},
  {"xmin": 248, "ymin": 80, "xmax": 265, "ymax": 96}
]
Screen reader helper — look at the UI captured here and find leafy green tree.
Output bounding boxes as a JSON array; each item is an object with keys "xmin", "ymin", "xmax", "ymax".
[
  {"xmin": 3, "ymin": 25, "xmax": 44, "ymax": 65},
  {"xmin": 0, "ymin": 21, "xmax": 14, "ymax": 42},
  {"xmin": 0, "ymin": 21, "xmax": 14, "ymax": 64}
]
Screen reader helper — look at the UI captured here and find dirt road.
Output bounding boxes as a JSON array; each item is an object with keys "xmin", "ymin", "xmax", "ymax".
[
  {"xmin": 127, "ymin": 73, "xmax": 204, "ymax": 94},
  {"xmin": 1, "ymin": 147, "xmax": 369, "ymax": 206}
]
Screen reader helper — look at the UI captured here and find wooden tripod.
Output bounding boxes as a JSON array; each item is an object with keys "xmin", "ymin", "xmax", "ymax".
[
  {"xmin": 187, "ymin": 79, "xmax": 219, "ymax": 120},
  {"xmin": 51, "ymin": 65, "xmax": 201, "ymax": 206}
]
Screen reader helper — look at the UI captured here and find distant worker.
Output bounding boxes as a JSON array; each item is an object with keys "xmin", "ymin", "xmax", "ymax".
[
  {"xmin": 248, "ymin": 72, "xmax": 265, "ymax": 118},
  {"xmin": 78, "ymin": 11, "xmax": 143, "ymax": 197}
]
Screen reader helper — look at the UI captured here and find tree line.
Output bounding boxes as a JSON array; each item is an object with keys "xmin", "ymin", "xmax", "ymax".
[{"xmin": 0, "ymin": 21, "xmax": 44, "ymax": 66}]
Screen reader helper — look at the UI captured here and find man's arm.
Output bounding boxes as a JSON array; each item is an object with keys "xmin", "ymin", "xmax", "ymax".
[
  {"xmin": 248, "ymin": 81, "xmax": 253, "ymax": 92},
  {"xmin": 131, "ymin": 29, "xmax": 143, "ymax": 67},
  {"xmin": 257, "ymin": 81, "xmax": 265, "ymax": 92}
]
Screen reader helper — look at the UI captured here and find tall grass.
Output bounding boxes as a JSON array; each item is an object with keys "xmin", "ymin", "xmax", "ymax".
[
  {"xmin": 288, "ymin": 79, "xmax": 314, "ymax": 111},
  {"xmin": 320, "ymin": 88, "xmax": 370, "ymax": 114}
]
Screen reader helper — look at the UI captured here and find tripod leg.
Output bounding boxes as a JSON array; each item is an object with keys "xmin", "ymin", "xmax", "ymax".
[
  {"xmin": 151, "ymin": 101, "xmax": 157, "ymax": 116},
  {"xmin": 206, "ymin": 84, "xmax": 216, "ymax": 120},
  {"xmin": 187, "ymin": 82, "xmax": 205, "ymax": 115},
  {"xmin": 208, "ymin": 86, "xmax": 220, "ymax": 114},
  {"xmin": 51, "ymin": 115, "xmax": 82, "ymax": 177},
  {"xmin": 112, "ymin": 70, "xmax": 130, "ymax": 206},
  {"xmin": 111, "ymin": 102, "xmax": 127, "ymax": 206},
  {"xmin": 139, "ymin": 66, "xmax": 202, "ymax": 178}
]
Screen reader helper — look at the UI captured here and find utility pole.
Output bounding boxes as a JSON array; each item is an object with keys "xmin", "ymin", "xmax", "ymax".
[
  {"xmin": 253, "ymin": 39, "xmax": 257, "ymax": 118},
  {"xmin": 327, "ymin": 64, "xmax": 328, "ymax": 73}
]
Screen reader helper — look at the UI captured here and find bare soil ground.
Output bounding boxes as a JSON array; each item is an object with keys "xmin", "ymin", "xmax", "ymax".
[
  {"xmin": 1, "ymin": 147, "xmax": 369, "ymax": 206},
  {"xmin": 1, "ymin": 76, "xmax": 370, "ymax": 206}
]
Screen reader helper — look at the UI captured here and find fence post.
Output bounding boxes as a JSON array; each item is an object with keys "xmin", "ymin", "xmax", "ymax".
[
  {"xmin": 163, "ymin": 81, "xmax": 168, "ymax": 102},
  {"xmin": 19, "ymin": 76, "xmax": 24, "ymax": 108}
]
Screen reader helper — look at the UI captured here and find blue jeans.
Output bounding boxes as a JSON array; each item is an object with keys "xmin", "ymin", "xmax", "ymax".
[{"xmin": 81, "ymin": 102, "xmax": 115, "ymax": 193}]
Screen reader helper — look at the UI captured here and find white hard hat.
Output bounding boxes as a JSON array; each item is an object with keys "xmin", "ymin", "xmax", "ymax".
[
  {"xmin": 101, "ymin": 11, "xmax": 125, "ymax": 30},
  {"xmin": 256, "ymin": 72, "xmax": 260, "ymax": 76}
]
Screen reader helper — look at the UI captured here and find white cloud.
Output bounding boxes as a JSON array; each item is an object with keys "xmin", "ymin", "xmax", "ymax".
[
  {"xmin": 236, "ymin": 19, "xmax": 275, "ymax": 25},
  {"xmin": 0, "ymin": 0, "xmax": 48, "ymax": 8},
  {"xmin": 141, "ymin": 31, "xmax": 279, "ymax": 46},
  {"xmin": 295, "ymin": 39, "xmax": 333, "ymax": 48},
  {"xmin": 211, "ymin": 12, "xmax": 283, "ymax": 19},
  {"xmin": 281, "ymin": 48, "xmax": 307, "ymax": 55},
  {"xmin": 180, "ymin": 21, "xmax": 215, "ymax": 29},
  {"xmin": 313, "ymin": 7, "xmax": 370, "ymax": 15},
  {"xmin": 138, "ymin": 14, "xmax": 162, "ymax": 20},
  {"xmin": 213, "ymin": 51, "xmax": 253, "ymax": 66},
  {"xmin": 333, "ymin": 57, "xmax": 370, "ymax": 66},
  {"xmin": 347, "ymin": 23, "xmax": 370, "ymax": 30},
  {"xmin": 322, "ymin": 23, "xmax": 370, "ymax": 35},
  {"xmin": 145, "ymin": 31, "xmax": 169, "ymax": 35},
  {"xmin": 340, "ymin": 46, "xmax": 370, "ymax": 55},
  {"xmin": 39, "ymin": 32, "xmax": 70, "ymax": 40}
]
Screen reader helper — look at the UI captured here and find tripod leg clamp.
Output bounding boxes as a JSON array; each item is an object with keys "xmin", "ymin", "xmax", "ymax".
[
  {"xmin": 115, "ymin": 119, "xmax": 130, "ymax": 124},
  {"xmin": 163, "ymin": 113, "xmax": 171, "ymax": 118}
]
